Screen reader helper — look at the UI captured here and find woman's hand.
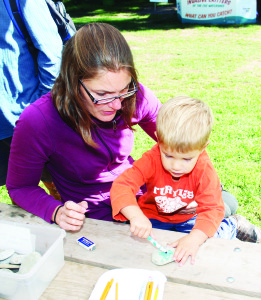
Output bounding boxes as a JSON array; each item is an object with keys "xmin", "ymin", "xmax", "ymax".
[
  {"xmin": 53, "ymin": 200, "xmax": 88, "ymax": 231},
  {"xmin": 178, "ymin": 200, "xmax": 198, "ymax": 215}
]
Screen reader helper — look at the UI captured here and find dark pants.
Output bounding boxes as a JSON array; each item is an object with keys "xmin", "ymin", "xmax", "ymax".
[
  {"xmin": 0, "ymin": 136, "xmax": 12, "ymax": 186},
  {"xmin": 0, "ymin": 136, "xmax": 53, "ymax": 186},
  {"xmin": 257, "ymin": 0, "xmax": 261, "ymax": 18}
]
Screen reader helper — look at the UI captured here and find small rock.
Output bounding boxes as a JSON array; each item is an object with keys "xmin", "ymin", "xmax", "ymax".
[
  {"xmin": 18, "ymin": 252, "xmax": 42, "ymax": 274},
  {"xmin": 9, "ymin": 253, "xmax": 26, "ymax": 265},
  {"xmin": 0, "ymin": 269, "xmax": 13, "ymax": 273},
  {"xmin": 0, "ymin": 249, "xmax": 15, "ymax": 261}
]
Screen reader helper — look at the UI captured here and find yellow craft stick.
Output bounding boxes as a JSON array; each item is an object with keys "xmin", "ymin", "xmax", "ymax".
[
  {"xmin": 115, "ymin": 282, "xmax": 118, "ymax": 300},
  {"xmin": 100, "ymin": 279, "xmax": 114, "ymax": 300},
  {"xmin": 147, "ymin": 281, "xmax": 153, "ymax": 300},
  {"xmin": 144, "ymin": 281, "xmax": 150, "ymax": 300},
  {"xmin": 153, "ymin": 285, "xmax": 159, "ymax": 300}
]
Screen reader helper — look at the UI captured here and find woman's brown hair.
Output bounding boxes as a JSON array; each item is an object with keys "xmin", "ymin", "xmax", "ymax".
[{"xmin": 52, "ymin": 23, "xmax": 138, "ymax": 147}]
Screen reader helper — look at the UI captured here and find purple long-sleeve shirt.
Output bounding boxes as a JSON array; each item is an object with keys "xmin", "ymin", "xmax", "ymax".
[{"xmin": 6, "ymin": 83, "xmax": 161, "ymax": 223}]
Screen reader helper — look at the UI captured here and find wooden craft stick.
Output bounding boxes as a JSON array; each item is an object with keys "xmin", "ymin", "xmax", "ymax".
[
  {"xmin": 0, "ymin": 264, "xmax": 19, "ymax": 269},
  {"xmin": 100, "ymin": 279, "xmax": 114, "ymax": 300}
]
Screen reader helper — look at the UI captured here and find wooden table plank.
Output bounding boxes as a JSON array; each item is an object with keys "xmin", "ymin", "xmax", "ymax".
[
  {"xmin": 1, "ymin": 203, "xmax": 261, "ymax": 298},
  {"xmin": 40, "ymin": 261, "xmax": 260, "ymax": 300},
  {"xmin": 0, "ymin": 259, "xmax": 259, "ymax": 300},
  {"xmin": 64, "ymin": 219, "xmax": 261, "ymax": 298}
]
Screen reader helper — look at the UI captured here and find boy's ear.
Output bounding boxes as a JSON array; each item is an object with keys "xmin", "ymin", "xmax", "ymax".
[
  {"xmin": 201, "ymin": 140, "xmax": 210, "ymax": 153},
  {"xmin": 154, "ymin": 131, "xmax": 158, "ymax": 140}
]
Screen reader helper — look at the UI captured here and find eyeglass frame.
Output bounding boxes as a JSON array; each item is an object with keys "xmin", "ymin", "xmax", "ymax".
[{"xmin": 79, "ymin": 78, "xmax": 138, "ymax": 105}]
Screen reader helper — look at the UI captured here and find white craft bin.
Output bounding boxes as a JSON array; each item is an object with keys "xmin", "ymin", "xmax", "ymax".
[{"xmin": 0, "ymin": 221, "xmax": 66, "ymax": 300}]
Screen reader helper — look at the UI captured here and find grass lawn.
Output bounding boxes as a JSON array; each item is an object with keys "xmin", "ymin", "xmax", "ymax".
[{"xmin": 1, "ymin": 1, "xmax": 260, "ymax": 227}]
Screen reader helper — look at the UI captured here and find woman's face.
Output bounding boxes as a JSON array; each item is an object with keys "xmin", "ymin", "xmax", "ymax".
[{"xmin": 79, "ymin": 69, "xmax": 132, "ymax": 122}]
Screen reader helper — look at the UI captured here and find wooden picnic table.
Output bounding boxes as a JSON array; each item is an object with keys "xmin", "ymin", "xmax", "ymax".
[{"xmin": 0, "ymin": 203, "xmax": 261, "ymax": 299}]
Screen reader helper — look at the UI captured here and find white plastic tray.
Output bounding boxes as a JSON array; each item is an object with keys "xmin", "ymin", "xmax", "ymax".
[{"xmin": 89, "ymin": 268, "xmax": 167, "ymax": 300}]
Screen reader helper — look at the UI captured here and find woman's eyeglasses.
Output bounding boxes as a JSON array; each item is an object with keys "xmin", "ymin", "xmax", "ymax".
[{"xmin": 79, "ymin": 78, "xmax": 138, "ymax": 105}]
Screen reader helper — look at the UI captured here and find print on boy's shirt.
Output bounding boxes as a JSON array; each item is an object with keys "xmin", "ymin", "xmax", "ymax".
[{"xmin": 153, "ymin": 186, "xmax": 194, "ymax": 214}]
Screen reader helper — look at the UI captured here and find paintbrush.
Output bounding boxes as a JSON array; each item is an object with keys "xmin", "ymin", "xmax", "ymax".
[{"xmin": 147, "ymin": 236, "xmax": 168, "ymax": 253}]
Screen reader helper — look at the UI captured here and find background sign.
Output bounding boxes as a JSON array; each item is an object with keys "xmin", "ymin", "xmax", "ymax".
[
  {"xmin": 177, "ymin": 0, "xmax": 256, "ymax": 24},
  {"xmin": 150, "ymin": 0, "xmax": 168, "ymax": 3}
]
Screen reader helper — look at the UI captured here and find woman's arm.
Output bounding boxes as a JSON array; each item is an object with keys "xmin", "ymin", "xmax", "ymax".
[
  {"xmin": 7, "ymin": 104, "xmax": 88, "ymax": 231},
  {"xmin": 6, "ymin": 101, "xmax": 60, "ymax": 223},
  {"xmin": 135, "ymin": 83, "xmax": 162, "ymax": 140}
]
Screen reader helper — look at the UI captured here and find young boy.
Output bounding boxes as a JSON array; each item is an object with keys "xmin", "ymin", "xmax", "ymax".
[{"xmin": 110, "ymin": 96, "xmax": 261, "ymax": 266}]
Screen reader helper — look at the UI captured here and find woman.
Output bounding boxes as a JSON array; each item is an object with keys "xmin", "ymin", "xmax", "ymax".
[{"xmin": 6, "ymin": 23, "xmax": 237, "ymax": 231}]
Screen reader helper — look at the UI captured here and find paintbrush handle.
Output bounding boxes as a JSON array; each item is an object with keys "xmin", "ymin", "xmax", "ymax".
[{"xmin": 147, "ymin": 236, "xmax": 168, "ymax": 253}]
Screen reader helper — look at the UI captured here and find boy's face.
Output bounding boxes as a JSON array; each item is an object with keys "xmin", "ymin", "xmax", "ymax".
[{"xmin": 159, "ymin": 144, "xmax": 204, "ymax": 180}]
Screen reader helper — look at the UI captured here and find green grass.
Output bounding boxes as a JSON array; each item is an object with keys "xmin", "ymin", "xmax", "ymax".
[
  {"xmin": 0, "ymin": 186, "xmax": 11, "ymax": 204},
  {"xmin": 130, "ymin": 25, "xmax": 261, "ymax": 226},
  {"xmin": 1, "ymin": 1, "xmax": 260, "ymax": 227}
]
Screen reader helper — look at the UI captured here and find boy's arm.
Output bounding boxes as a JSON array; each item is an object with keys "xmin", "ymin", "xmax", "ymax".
[
  {"xmin": 121, "ymin": 206, "xmax": 153, "ymax": 239},
  {"xmin": 111, "ymin": 149, "xmax": 158, "ymax": 238},
  {"xmin": 110, "ymin": 167, "xmax": 145, "ymax": 222},
  {"xmin": 111, "ymin": 150, "xmax": 156, "ymax": 221},
  {"xmin": 192, "ymin": 154, "xmax": 225, "ymax": 237}
]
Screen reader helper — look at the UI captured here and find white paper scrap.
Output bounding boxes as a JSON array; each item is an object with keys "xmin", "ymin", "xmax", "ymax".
[{"xmin": 0, "ymin": 224, "xmax": 34, "ymax": 254}]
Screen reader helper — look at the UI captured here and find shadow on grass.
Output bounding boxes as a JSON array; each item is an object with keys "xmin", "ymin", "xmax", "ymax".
[{"xmin": 64, "ymin": 0, "xmax": 261, "ymax": 32}]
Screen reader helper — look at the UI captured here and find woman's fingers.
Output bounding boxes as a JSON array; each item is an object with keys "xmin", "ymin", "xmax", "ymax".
[
  {"xmin": 78, "ymin": 200, "xmax": 88, "ymax": 210},
  {"xmin": 57, "ymin": 201, "xmax": 87, "ymax": 231},
  {"xmin": 64, "ymin": 200, "xmax": 87, "ymax": 214}
]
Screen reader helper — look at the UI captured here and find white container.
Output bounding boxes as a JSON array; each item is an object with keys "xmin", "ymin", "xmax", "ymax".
[{"xmin": 0, "ymin": 221, "xmax": 66, "ymax": 300}]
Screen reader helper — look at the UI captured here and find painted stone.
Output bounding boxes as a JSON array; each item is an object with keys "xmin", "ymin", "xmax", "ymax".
[{"xmin": 151, "ymin": 248, "xmax": 175, "ymax": 266}]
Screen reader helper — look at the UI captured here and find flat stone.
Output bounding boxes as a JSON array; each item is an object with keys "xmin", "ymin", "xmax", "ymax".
[
  {"xmin": 0, "ymin": 269, "xmax": 13, "ymax": 273},
  {"xmin": 0, "ymin": 249, "xmax": 15, "ymax": 261},
  {"xmin": 0, "ymin": 256, "xmax": 12, "ymax": 264},
  {"xmin": 18, "ymin": 252, "xmax": 42, "ymax": 274},
  {"xmin": 9, "ymin": 253, "xmax": 26, "ymax": 265}
]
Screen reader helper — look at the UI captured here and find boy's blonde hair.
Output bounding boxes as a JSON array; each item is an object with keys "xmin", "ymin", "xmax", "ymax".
[{"xmin": 156, "ymin": 96, "xmax": 214, "ymax": 152}]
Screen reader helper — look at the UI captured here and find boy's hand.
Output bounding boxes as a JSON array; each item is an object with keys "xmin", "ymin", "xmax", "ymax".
[
  {"xmin": 121, "ymin": 205, "xmax": 153, "ymax": 239},
  {"xmin": 129, "ymin": 214, "xmax": 152, "ymax": 239},
  {"xmin": 168, "ymin": 229, "xmax": 208, "ymax": 266}
]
